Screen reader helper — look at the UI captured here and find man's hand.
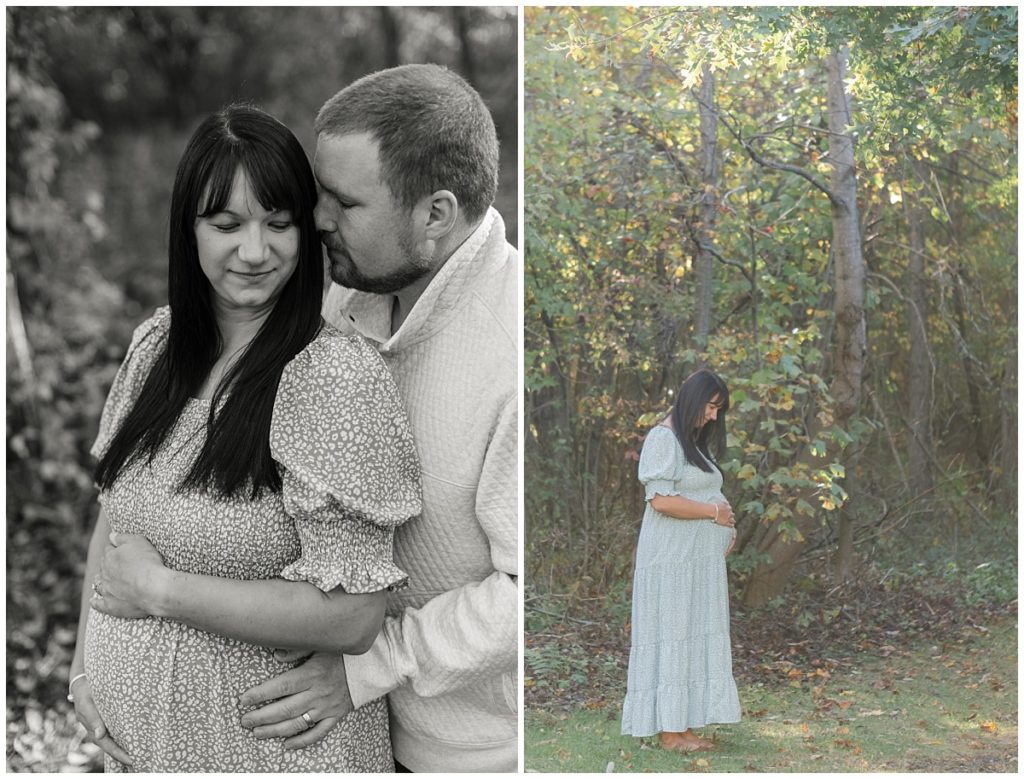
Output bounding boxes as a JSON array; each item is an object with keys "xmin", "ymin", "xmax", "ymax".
[
  {"xmin": 70, "ymin": 677, "xmax": 133, "ymax": 766},
  {"xmin": 239, "ymin": 652, "xmax": 354, "ymax": 750},
  {"xmin": 92, "ymin": 534, "xmax": 167, "ymax": 618}
]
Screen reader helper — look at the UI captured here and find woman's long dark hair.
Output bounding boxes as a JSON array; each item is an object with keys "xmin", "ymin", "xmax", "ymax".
[
  {"xmin": 95, "ymin": 105, "xmax": 323, "ymax": 498},
  {"xmin": 669, "ymin": 368, "xmax": 730, "ymax": 473}
]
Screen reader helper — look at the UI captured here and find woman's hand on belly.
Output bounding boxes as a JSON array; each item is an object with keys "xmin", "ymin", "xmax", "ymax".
[
  {"xmin": 711, "ymin": 499, "xmax": 735, "ymax": 528},
  {"xmin": 92, "ymin": 533, "xmax": 169, "ymax": 619},
  {"xmin": 69, "ymin": 676, "xmax": 134, "ymax": 766}
]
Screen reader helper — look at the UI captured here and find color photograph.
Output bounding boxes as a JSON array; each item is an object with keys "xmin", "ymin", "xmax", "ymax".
[{"xmin": 524, "ymin": 6, "xmax": 1016, "ymax": 772}]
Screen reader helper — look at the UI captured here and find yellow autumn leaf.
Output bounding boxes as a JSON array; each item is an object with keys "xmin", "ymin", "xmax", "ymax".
[{"xmin": 736, "ymin": 463, "xmax": 756, "ymax": 480}]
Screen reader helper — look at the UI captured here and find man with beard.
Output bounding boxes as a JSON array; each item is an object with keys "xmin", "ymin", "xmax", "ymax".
[{"xmin": 237, "ymin": 64, "xmax": 518, "ymax": 773}]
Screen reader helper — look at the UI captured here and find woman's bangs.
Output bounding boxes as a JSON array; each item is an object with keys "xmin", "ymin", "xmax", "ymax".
[
  {"xmin": 237, "ymin": 146, "xmax": 303, "ymax": 220},
  {"xmin": 717, "ymin": 382, "xmax": 730, "ymax": 413},
  {"xmin": 195, "ymin": 151, "xmax": 241, "ymax": 218}
]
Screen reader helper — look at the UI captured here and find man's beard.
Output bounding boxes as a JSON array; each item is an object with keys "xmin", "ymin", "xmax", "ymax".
[{"xmin": 327, "ymin": 231, "xmax": 432, "ymax": 294}]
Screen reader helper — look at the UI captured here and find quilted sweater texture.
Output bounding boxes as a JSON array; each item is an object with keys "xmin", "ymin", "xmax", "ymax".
[{"xmin": 322, "ymin": 207, "xmax": 518, "ymax": 772}]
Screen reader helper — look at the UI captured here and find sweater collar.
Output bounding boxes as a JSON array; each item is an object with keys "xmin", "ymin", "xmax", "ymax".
[{"xmin": 326, "ymin": 207, "xmax": 506, "ymax": 351}]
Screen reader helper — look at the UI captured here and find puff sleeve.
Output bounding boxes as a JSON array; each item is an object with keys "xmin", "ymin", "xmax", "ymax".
[
  {"xmin": 270, "ymin": 327, "xmax": 421, "ymax": 595},
  {"xmin": 638, "ymin": 425, "xmax": 686, "ymax": 501},
  {"xmin": 90, "ymin": 306, "xmax": 171, "ymax": 462}
]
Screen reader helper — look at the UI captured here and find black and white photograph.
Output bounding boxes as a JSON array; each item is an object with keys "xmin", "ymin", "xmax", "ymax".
[{"xmin": 7, "ymin": 6, "xmax": 518, "ymax": 772}]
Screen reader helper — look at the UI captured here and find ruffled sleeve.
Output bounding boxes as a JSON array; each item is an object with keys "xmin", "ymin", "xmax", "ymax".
[
  {"xmin": 90, "ymin": 306, "xmax": 171, "ymax": 461},
  {"xmin": 270, "ymin": 326, "xmax": 421, "ymax": 595},
  {"xmin": 638, "ymin": 425, "xmax": 686, "ymax": 501}
]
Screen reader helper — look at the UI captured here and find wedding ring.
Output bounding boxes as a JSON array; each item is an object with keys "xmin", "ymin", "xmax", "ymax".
[
  {"xmin": 92, "ymin": 580, "xmax": 101, "ymax": 596},
  {"xmin": 301, "ymin": 712, "xmax": 315, "ymax": 729}
]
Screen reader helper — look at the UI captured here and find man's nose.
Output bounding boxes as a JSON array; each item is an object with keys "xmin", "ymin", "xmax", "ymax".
[{"xmin": 313, "ymin": 201, "xmax": 335, "ymax": 234}]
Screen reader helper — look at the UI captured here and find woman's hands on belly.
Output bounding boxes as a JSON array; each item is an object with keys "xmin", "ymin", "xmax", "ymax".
[{"xmin": 92, "ymin": 534, "xmax": 168, "ymax": 620}]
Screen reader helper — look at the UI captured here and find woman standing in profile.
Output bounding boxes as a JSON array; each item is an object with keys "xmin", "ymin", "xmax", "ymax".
[{"xmin": 621, "ymin": 368, "xmax": 742, "ymax": 754}]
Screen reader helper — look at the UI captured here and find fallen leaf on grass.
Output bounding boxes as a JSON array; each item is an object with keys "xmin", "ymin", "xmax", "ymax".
[{"xmin": 980, "ymin": 721, "xmax": 999, "ymax": 733}]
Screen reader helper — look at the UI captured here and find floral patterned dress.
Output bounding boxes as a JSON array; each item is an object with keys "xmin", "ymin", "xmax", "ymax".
[
  {"xmin": 621, "ymin": 424, "xmax": 741, "ymax": 737},
  {"xmin": 84, "ymin": 307, "xmax": 421, "ymax": 771}
]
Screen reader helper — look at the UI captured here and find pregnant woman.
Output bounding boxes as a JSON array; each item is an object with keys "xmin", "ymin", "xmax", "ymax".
[
  {"xmin": 621, "ymin": 368, "xmax": 742, "ymax": 754},
  {"xmin": 66, "ymin": 105, "xmax": 421, "ymax": 771}
]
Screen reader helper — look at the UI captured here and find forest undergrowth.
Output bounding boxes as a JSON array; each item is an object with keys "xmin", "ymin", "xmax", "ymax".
[{"xmin": 525, "ymin": 534, "xmax": 1018, "ymax": 773}]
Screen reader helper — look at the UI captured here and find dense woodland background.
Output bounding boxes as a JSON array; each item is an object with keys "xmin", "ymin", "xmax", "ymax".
[
  {"xmin": 5, "ymin": 6, "xmax": 516, "ymax": 770},
  {"xmin": 524, "ymin": 9, "xmax": 1016, "ymax": 768},
  {"xmin": 527, "ymin": 4, "xmax": 1016, "ymax": 605}
]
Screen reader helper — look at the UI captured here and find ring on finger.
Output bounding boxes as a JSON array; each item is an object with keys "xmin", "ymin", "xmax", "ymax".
[
  {"xmin": 301, "ymin": 711, "xmax": 315, "ymax": 730},
  {"xmin": 92, "ymin": 579, "xmax": 101, "ymax": 595}
]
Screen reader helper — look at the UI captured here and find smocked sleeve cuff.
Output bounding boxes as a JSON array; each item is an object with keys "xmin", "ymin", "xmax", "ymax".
[
  {"xmin": 637, "ymin": 425, "xmax": 685, "ymax": 500},
  {"xmin": 270, "ymin": 327, "xmax": 421, "ymax": 594}
]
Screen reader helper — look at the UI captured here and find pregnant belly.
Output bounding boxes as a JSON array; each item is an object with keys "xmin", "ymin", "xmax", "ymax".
[
  {"xmin": 83, "ymin": 610, "xmax": 290, "ymax": 765},
  {"xmin": 708, "ymin": 521, "xmax": 735, "ymax": 555}
]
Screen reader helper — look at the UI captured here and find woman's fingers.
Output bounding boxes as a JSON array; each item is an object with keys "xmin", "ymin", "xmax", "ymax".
[
  {"xmin": 72, "ymin": 682, "xmax": 133, "ymax": 765},
  {"xmin": 283, "ymin": 716, "xmax": 339, "ymax": 750},
  {"xmin": 72, "ymin": 683, "xmax": 107, "ymax": 741},
  {"xmin": 93, "ymin": 733, "xmax": 134, "ymax": 766}
]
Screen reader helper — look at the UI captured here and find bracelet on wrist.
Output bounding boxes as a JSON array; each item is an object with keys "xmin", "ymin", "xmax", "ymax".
[
  {"xmin": 67, "ymin": 672, "xmax": 87, "ymax": 703},
  {"xmin": 713, "ymin": 503, "xmax": 719, "ymax": 524}
]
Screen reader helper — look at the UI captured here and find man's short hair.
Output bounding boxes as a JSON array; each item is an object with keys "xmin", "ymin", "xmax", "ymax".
[{"xmin": 316, "ymin": 64, "xmax": 499, "ymax": 223}]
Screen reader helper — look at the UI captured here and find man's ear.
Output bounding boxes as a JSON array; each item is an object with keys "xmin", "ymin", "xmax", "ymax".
[{"xmin": 422, "ymin": 190, "xmax": 459, "ymax": 241}]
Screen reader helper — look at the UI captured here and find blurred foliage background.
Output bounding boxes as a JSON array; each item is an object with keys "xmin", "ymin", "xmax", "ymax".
[
  {"xmin": 524, "ymin": 11, "xmax": 1016, "ymax": 767},
  {"xmin": 6, "ymin": 6, "xmax": 516, "ymax": 771},
  {"xmin": 525, "ymin": 6, "xmax": 1016, "ymax": 613}
]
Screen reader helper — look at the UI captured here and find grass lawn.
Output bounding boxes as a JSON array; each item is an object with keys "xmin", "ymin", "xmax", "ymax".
[{"xmin": 525, "ymin": 616, "xmax": 1017, "ymax": 772}]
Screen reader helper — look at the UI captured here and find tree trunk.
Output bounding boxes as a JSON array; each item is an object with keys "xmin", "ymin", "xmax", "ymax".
[
  {"xmin": 905, "ymin": 159, "xmax": 934, "ymax": 497},
  {"xmin": 824, "ymin": 44, "xmax": 865, "ymax": 584},
  {"xmin": 742, "ymin": 44, "xmax": 866, "ymax": 603},
  {"xmin": 452, "ymin": 7, "xmax": 478, "ymax": 84},
  {"xmin": 695, "ymin": 62, "xmax": 717, "ymax": 348},
  {"xmin": 378, "ymin": 7, "xmax": 402, "ymax": 68},
  {"xmin": 998, "ymin": 237, "xmax": 1017, "ymax": 507}
]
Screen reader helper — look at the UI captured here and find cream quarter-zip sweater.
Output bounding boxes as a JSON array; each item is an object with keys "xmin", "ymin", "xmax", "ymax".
[{"xmin": 322, "ymin": 207, "xmax": 518, "ymax": 772}]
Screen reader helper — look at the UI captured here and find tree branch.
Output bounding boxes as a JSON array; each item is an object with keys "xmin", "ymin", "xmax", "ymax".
[{"xmin": 682, "ymin": 74, "xmax": 843, "ymax": 207}]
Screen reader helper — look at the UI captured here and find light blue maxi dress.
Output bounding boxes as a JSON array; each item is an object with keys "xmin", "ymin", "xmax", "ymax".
[{"xmin": 621, "ymin": 425, "xmax": 742, "ymax": 736}]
